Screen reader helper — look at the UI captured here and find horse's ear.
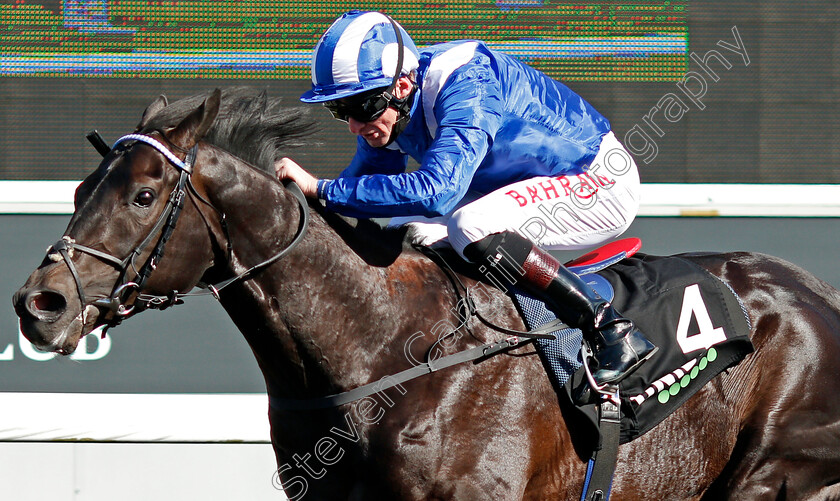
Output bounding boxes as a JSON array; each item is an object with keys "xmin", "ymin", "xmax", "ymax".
[
  {"xmin": 168, "ymin": 88, "xmax": 221, "ymax": 150},
  {"xmin": 136, "ymin": 94, "xmax": 169, "ymax": 131}
]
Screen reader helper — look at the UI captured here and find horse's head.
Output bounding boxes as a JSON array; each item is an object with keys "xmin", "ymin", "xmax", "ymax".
[{"xmin": 13, "ymin": 90, "xmax": 224, "ymax": 354}]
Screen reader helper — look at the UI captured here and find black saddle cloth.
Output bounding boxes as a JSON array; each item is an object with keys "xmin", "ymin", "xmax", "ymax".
[{"xmin": 514, "ymin": 253, "xmax": 753, "ymax": 444}]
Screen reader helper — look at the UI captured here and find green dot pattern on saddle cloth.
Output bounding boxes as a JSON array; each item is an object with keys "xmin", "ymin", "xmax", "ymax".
[{"xmin": 656, "ymin": 348, "xmax": 718, "ymax": 405}]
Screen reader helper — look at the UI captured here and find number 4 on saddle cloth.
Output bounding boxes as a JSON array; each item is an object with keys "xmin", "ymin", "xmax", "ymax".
[{"xmin": 512, "ymin": 238, "xmax": 754, "ymax": 445}]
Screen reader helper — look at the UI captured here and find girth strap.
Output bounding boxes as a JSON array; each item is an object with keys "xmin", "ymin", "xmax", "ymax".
[
  {"xmin": 581, "ymin": 390, "xmax": 621, "ymax": 501},
  {"xmin": 269, "ymin": 335, "xmax": 533, "ymax": 411}
]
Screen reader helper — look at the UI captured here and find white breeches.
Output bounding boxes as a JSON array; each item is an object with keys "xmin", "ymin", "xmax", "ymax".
[{"xmin": 388, "ymin": 131, "xmax": 641, "ymax": 259}]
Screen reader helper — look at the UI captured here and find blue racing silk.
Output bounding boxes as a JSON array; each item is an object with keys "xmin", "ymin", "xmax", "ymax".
[{"xmin": 319, "ymin": 40, "xmax": 611, "ymax": 218}]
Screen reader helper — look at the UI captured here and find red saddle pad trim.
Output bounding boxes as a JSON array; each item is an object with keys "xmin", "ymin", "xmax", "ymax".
[{"xmin": 564, "ymin": 237, "xmax": 642, "ymax": 268}]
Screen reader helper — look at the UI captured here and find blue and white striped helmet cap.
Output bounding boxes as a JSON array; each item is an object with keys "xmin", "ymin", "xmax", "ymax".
[{"xmin": 300, "ymin": 11, "xmax": 420, "ymax": 103}]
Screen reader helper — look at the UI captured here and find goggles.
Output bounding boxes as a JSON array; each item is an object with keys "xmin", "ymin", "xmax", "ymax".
[{"xmin": 323, "ymin": 90, "xmax": 394, "ymax": 123}]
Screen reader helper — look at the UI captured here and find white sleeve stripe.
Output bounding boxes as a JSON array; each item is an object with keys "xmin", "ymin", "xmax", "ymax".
[{"xmin": 421, "ymin": 41, "xmax": 479, "ymax": 138}]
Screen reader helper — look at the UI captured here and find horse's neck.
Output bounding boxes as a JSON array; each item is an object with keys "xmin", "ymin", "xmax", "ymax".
[{"xmin": 202, "ymin": 156, "xmax": 420, "ymax": 399}]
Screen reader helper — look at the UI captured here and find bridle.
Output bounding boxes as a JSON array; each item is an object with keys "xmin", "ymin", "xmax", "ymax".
[{"xmin": 48, "ymin": 132, "xmax": 309, "ymax": 336}]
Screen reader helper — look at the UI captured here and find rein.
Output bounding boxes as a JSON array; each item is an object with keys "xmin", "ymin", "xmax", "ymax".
[{"xmin": 49, "ymin": 132, "xmax": 309, "ymax": 335}]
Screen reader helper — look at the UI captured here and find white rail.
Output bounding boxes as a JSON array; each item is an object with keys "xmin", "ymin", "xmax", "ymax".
[
  {"xmin": 0, "ymin": 392, "xmax": 271, "ymax": 442},
  {"xmin": 2, "ymin": 181, "xmax": 840, "ymax": 217}
]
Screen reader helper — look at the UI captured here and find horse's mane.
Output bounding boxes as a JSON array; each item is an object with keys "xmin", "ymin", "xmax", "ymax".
[
  {"xmin": 142, "ymin": 86, "xmax": 416, "ymax": 262},
  {"xmin": 142, "ymin": 86, "xmax": 319, "ymax": 173}
]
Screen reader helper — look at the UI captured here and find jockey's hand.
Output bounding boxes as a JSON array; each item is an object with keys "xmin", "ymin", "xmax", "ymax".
[{"xmin": 274, "ymin": 157, "xmax": 317, "ymax": 198}]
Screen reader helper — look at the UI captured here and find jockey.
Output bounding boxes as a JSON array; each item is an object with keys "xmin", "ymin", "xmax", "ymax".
[{"xmin": 275, "ymin": 10, "xmax": 657, "ymax": 385}]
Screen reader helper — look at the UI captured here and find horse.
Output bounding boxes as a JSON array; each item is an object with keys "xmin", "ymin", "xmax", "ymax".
[{"xmin": 13, "ymin": 87, "xmax": 840, "ymax": 500}]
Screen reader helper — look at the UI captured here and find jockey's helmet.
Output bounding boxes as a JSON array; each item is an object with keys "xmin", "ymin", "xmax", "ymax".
[{"xmin": 300, "ymin": 11, "xmax": 420, "ymax": 104}]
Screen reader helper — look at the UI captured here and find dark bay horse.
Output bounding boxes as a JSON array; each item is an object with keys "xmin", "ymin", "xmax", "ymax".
[{"xmin": 13, "ymin": 88, "xmax": 840, "ymax": 500}]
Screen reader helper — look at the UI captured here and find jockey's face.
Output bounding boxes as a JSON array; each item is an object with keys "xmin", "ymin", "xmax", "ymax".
[
  {"xmin": 345, "ymin": 76, "xmax": 413, "ymax": 148},
  {"xmin": 348, "ymin": 107, "xmax": 400, "ymax": 148}
]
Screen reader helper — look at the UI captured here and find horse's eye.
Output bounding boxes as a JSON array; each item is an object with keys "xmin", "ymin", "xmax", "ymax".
[{"xmin": 133, "ymin": 189, "xmax": 156, "ymax": 207}]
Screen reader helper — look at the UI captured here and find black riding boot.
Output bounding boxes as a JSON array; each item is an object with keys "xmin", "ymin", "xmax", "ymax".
[{"xmin": 464, "ymin": 231, "xmax": 657, "ymax": 386}]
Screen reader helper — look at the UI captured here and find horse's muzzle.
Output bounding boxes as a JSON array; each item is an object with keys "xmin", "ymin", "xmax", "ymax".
[
  {"xmin": 13, "ymin": 287, "xmax": 68, "ymax": 324},
  {"xmin": 12, "ymin": 285, "xmax": 86, "ymax": 354}
]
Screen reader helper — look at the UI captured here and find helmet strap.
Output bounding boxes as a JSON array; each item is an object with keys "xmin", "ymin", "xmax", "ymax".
[
  {"xmin": 384, "ymin": 15, "xmax": 405, "ymax": 96},
  {"xmin": 384, "ymin": 84, "xmax": 417, "ymax": 147},
  {"xmin": 381, "ymin": 14, "xmax": 411, "ymax": 147}
]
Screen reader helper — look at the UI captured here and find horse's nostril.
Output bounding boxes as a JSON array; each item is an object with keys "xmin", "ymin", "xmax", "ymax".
[{"xmin": 27, "ymin": 290, "xmax": 67, "ymax": 317}]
